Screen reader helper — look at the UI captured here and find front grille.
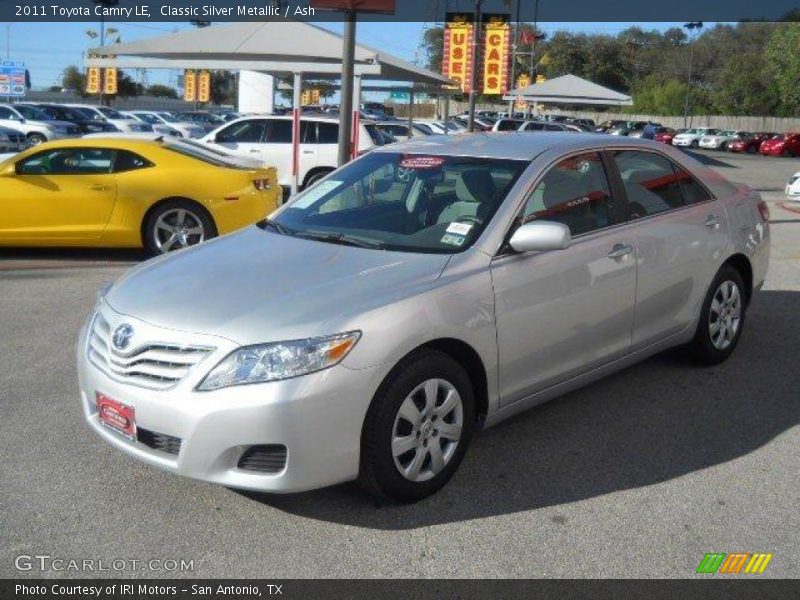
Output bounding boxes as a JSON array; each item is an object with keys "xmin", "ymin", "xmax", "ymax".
[
  {"xmin": 87, "ymin": 312, "xmax": 214, "ymax": 390},
  {"xmin": 137, "ymin": 427, "xmax": 182, "ymax": 455},
  {"xmin": 237, "ymin": 445, "xmax": 288, "ymax": 474},
  {"xmin": 7, "ymin": 133, "xmax": 23, "ymax": 143}
]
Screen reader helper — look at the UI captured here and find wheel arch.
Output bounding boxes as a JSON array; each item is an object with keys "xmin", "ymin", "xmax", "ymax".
[
  {"xmin": 384, "ymin": 338, "xmax": 490, "ymax": 424},
  {"xmin": 301, "ymin": 166, "xmax": 335, "ymax": 189},
  {"xmin": 722, "ymin": 253, "xmax": 754, "ymax": 307},
  {"xmin": 139, "ymin": 197, "xmax": 217, "ymax": 247}
]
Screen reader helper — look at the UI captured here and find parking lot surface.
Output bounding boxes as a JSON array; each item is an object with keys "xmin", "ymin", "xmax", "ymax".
[{"xmin": 2, "ymin": 150, "xmax": 799, "ymax": 578}]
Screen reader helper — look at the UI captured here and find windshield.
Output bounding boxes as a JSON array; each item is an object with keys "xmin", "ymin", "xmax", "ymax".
[
  {"xmin": 16, "ymin": 105, "xmax": 51, "ymax": 120},
  {"xmin": 134, "ymin": 113, "xmax": 161, "ymax": 124},
  {"xmin": 98, "ymin": 107, "xmax": 126, "ymax": 119},
  {"xmin": 271, "ymin": 152, "xmax": 527, "ymax": 254},
  {"xmin": 157, "ymin": 112, "xmax": 179, "ymax": 123}
]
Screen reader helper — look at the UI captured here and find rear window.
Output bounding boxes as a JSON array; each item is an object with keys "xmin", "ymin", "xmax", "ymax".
[{"xmin": 364, "ymin": 124, "xmax": 384, "ymax": 145}]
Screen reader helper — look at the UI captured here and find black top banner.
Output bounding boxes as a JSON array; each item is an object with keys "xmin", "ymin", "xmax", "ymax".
[{"xmin": 4, "ymin": 0, "xmax": 800, "ymax": 22}]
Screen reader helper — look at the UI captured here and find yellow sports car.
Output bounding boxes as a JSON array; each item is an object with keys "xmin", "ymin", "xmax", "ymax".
[{"xmin": 0, "ymin": 137, "xmax": 281, "ymax": 254}]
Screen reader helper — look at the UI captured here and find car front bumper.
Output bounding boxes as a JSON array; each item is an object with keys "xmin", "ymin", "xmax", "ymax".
[
  {"xmin": 672, "ymin": 138, "xmax": 694, "ymax": 147},
  {"xmin": 77, "ymin": 304, "xmax": 390, "ymax": 493}
]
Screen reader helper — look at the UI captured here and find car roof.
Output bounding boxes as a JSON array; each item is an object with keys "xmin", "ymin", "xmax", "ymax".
[
  {"xmin": 373, "ymin": 131, "xmax": 672, "ymax": 160},
  {"xmin": 18, "ymin": 137, "xmax": 165, "ymax": 151}
]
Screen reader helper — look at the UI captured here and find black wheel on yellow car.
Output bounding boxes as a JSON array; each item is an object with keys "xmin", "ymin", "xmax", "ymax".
[{"xmin": 143, "ymin": 200, "xmax": 217, "ymax": 255}]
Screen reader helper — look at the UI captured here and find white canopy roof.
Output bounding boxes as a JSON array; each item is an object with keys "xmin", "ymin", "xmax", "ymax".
[
  {"xmin": 86, "ymin": 21, "xmax": 452, "ymax": 86},
  {"xmin": 503, "ymin": 74, "xmax": 632, "ymax": 106}
]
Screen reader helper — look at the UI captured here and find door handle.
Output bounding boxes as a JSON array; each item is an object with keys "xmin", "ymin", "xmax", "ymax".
[
  {"xmin": 87, "ymin": 184, "xmax": 109, "ymax": 191},
  {"xmin": 302, "ymin": 150, "xmax": 314, "ymax": 155},
  {"xmin": 607, "ymin": 243, "xmax": 634, "ymax": 260},
  {"xmin": 248, "ymin": 148, "xmax": 260, "ymax": 153},
  {"xmin": 705, "ymin": 215, "xmax": 721, "ymax": 229}
]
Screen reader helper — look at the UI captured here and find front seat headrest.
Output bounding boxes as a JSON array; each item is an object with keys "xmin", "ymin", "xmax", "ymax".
[{"xmin": 456, "ymin": 169, "xmax": 495, "ymax": 204}]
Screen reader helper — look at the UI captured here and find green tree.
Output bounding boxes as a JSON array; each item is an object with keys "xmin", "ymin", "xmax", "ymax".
[
  {"xmin": 765, "ymin": 24, "xmax": 800, "ymax": 114},
  {"xmin": 145, "ymin": 84, "xmax": 179, "ymax": 98},
  {"xmin": 61, "ymin": 65, "xmax": 86, "ymax": 96},
  {"xmin": 712, "ymin": 54, "xmax": 779, "ymax": 115}
]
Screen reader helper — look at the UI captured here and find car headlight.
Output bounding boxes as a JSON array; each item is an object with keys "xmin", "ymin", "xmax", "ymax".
[{"xmin": 197, "ymin": 331, "xmax": 361, "ymax": 391}]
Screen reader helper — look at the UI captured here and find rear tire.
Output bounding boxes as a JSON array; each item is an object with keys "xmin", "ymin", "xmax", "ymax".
[
  {"xmin": 359, "ymin": 350, "xmax": 475, "ymax": 502},
  {"xmin": 302, "ymin": 169, "xmax": 333, "ymax": 190},
  {"xmin": 690, "ymin": 139, "xmax": 699, "ymax": 149},
  {"xmin": 143, "ymin": 200, "xmax": 216, "ymax": 256},
  {"xmin": 688, "ymin": 265, "xmax": 746, "ymax": 365}
]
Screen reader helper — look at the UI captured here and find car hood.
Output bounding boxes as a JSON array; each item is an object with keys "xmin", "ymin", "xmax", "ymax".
[{"xmin": 106, "ymin": 227, "xmax": 452, "ymax": 345}]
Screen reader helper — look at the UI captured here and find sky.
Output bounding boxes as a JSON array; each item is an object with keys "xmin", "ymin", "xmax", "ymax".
[{"xmin": 0, "ymin": 21, "xmax": 697, "ymax": 93}]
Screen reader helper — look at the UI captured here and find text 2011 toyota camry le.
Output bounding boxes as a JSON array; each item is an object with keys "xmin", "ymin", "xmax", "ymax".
[{"xmin": 78, "ymin": 133, "xmax": 770, "ymax": 502}]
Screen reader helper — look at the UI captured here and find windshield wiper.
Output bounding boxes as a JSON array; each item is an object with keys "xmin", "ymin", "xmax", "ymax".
[
  {"xmin": 295, "ymin": 231, "xmax": 385, "ymax": 250},
  {"xmin": 257, "ymin": 218, "xmax": 292, "ymax": 236}
]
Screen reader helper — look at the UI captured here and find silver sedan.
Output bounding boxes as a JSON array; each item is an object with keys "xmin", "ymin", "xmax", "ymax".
[{"xmin": 78, "ymin": 133, "xmax": 770, "ymax": 502}]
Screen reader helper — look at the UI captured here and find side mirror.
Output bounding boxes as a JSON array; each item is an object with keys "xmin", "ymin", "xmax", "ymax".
[{"xmin": 508, "ymin": 221, "xmax": 571, "ymax": 253}]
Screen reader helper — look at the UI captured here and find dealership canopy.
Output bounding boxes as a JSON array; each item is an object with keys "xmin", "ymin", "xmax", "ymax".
[
  {"xmin": 502, "ymin": 74, "xmax": 633, "ymax": 107},
  {"xmin": 85, "ymin": 21, "xmax": 451, "ymax": 86}
]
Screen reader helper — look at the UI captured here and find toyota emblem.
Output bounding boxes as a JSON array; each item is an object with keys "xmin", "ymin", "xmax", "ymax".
[{"xmin": 112, "ymin": 323, "xmax": 134, "ymax": 350}]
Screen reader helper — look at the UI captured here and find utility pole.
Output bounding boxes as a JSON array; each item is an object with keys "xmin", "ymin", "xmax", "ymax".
[
  {"xmin": 683, "ymin": 21, "xmax": 703, "ymax": 128},
  {"xmin": 467, "ymin": 0, "xmax": 482, "ymax": 132},
  {"xmin": 507, "ymin": 0, "xmax": 521, "ymax": 115},
  {"xmin": 337, "ymin": 10, "xmax": 357, "ymax": 166}
]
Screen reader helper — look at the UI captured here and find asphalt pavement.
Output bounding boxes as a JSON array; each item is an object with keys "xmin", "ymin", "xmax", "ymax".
[{"xmin": 1, "ymin": 150, "xmax": 799, "ymax": 578}]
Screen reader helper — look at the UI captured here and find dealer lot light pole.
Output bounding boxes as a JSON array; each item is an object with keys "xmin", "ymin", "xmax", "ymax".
[
  {"xmin": 683, "ymin": 21, "xmax": 703, "ymax": 128},
  {"xmin": 467, "ymin": 0, "xmax": 482, "ymax": 132}
]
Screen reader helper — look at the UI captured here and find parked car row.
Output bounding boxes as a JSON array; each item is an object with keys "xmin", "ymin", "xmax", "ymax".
[{"xmin": 0, "ymin": 102, "xmax": 229, "ymax": 147}]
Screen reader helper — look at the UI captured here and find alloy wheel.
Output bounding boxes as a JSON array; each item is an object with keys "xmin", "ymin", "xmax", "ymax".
[
  {"xmin": 391, "ymin": 378, "xmax": 464, "ymax": 483},
  {"xmin": 709, "ymin": 280, "xmax": 742, "ymax": 350},
  {"xmin": 153, "ymin": 208, "xmax": 205, "ymax": 253}
]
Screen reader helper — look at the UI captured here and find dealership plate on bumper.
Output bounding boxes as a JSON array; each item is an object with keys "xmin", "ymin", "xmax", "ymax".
[{"xmin": 96, "ymin": 392, "xmax": 136, "ymax": 440}]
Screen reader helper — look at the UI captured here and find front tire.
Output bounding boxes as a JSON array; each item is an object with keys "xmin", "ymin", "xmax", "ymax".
[
  {"xmin": 143, "ymin": 200, "xmax": 216, "ymax": 255},
  {"xmin": 688, "ymin": 265, "xmax": 746, "ymax": 365},
  {"xmin": 359, "ymin": 350, "xmax": 475, "ymax": 502},
  {"xmin": 27, "ymin": 132, "xmax": 47, "ymax": 146},
  {"xmin": 690, "ymin": 140, "xmax": 699, "ymax": 149}
]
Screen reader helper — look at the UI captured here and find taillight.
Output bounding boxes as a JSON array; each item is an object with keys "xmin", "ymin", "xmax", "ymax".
[
  {"xmin": 757, "ymin": 200, "xmax": 770, "ymax": 222},
  {"xmin": 253, "ymin": 178, "xmax": 271, "ymax": 191}
]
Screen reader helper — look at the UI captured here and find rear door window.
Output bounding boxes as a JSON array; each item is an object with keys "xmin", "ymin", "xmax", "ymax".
[
  {"xmin": 215, "ymin": 119, "xmax": 268, "ymax": 143},
  {"xmin": 612, "ymin": 151, "xmax": 684, "ymax": 219}
]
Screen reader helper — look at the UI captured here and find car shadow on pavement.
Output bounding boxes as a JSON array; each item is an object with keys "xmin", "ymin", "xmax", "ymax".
[
  {"xmin": 0, "ymin": 247, "xmax": 146, "ymax": 269},
  {"xmin": 237, "ymin": 290, "xmax": 800, "ymax": 529}
]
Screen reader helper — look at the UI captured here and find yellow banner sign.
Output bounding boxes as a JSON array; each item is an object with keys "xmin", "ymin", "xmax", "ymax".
[
  {"xmin": 197, "ymin": 70, "xmax": 211, "ymax": 103},
  {"xmin": 85, "ymin": 67, "xmax": 101, "ymax": 95},
  {"xmin": 183, "ymin": 70, "xmax": 197, "ymax": 102},
  {"xmin": 442, "ymin": 21, "xmax": 473, "ymax": 94},
  {"xmin": 482, "ymin": 22, "xmax": 509, "ymax": 95},
  {"xmin": 102, "ymin": 67, "xmax": 117, "ymax": 95}
]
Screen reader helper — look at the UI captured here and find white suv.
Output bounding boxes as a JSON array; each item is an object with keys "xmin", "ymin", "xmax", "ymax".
[
  {"xmin": 0, "ymin": 103, "xmax": 80, "ymax": 145},
  {"xmin": 64, "ymin": 104, "xmax": 153, "ymax": 133},
  {"xmin": 201, "ymin": 115, "xmax": 381, "ymax": 194}
]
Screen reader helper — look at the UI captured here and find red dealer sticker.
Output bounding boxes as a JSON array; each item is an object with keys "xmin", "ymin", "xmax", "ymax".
[
  {"xmin": 96, "ymin": 392, "xmax": 136, "ymax": 440},
  {"xmin": 399, "ymin": 156, "xmax": 446, "ymax": 169}
]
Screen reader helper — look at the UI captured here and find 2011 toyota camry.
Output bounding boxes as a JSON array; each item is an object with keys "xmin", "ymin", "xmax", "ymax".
[{"xmin": 78, "ymin": 133, "xmax": 770, "ymax": 502}]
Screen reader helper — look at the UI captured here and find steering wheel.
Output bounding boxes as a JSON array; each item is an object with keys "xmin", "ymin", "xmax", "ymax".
[{"xmin": 454, "ymin": 215, "xmax": 483, "ymax": 226}]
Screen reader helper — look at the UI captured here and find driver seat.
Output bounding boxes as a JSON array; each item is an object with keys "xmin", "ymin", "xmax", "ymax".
[{"xmin": 436, "ymin": 169, "xmax": 496, "ymax": 224}]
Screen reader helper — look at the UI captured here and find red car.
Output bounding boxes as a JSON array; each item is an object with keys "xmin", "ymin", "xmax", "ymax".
[
  {"xmin": 760, "ymin": 133, "xmax": 800, "ymax": 157},
  {"xmin": 653, "ymin": 127, "xmax": 679, "ymax": 144},
  {"xmin": 729, "ymin": 133, "xmax": 775, "ymax": 154}
]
